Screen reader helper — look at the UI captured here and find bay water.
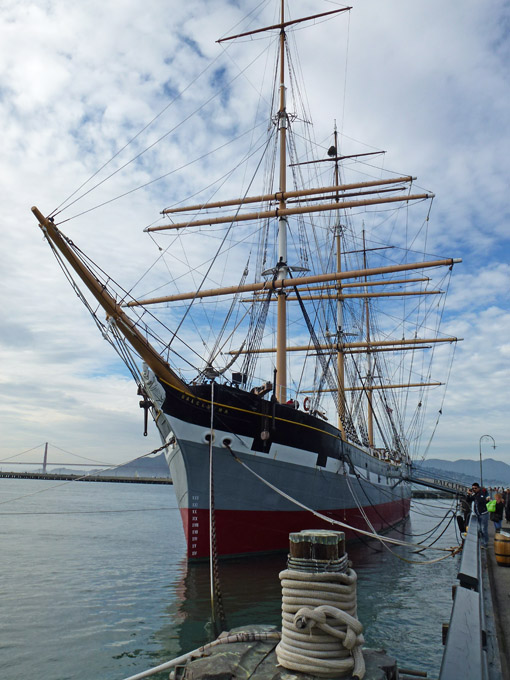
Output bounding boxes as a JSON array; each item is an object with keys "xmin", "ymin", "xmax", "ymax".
[{"xmin": 0, "ymin": 478, "xmax": 461, "ymax": 679}]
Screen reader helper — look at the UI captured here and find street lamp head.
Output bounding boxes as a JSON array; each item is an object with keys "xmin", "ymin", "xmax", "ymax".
[{"xmin": 478, "ymin": 434, "xmax": 496, "ymax": 491}]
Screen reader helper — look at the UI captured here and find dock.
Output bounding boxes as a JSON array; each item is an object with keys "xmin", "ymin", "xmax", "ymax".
[
  {"xmin": 487, "ymin": 520, "xmax": 510, "ymax": 679},
  {"xmin": 440, "ymin": 515, "xmax": 510, "ymax": 680},
  {"xmin": 0, "ymin": 470, "xmax": 172, "ymax": 484}
]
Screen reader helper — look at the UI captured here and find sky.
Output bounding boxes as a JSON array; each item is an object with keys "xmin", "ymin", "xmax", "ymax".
[{"xmin": 1, "ymin": 0, "xmax": 509, "ymax": 471}]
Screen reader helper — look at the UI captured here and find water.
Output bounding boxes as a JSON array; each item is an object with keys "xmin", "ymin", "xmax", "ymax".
[{"xmin": 0, "ymin": 479, "xmax": 461, "ymax": 679}]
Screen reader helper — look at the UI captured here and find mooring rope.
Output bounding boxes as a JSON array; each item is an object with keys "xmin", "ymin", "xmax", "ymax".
[
  {"xmin": 119, "ymin": 631, "xmax": 281, "ymax": 680},
  {"xmin": 208, "ymin": 383, "xmax": 226, "ymax": 634},
  {"xmin": 276, "ymin": 568, "xmax": 365, "ymax": 679},
  {"xmin": 224, "ymin": 444, "xmax": 460, "ymax": 562}
]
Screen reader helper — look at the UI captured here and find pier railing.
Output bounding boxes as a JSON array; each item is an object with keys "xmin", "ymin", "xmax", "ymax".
[{"xmin": 439, "ymin": 515, "xmax": 489, "ymax": 680}]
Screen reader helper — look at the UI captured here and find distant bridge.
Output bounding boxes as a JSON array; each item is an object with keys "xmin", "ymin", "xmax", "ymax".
[
  {"xmin": 0, "ymin": 442, "xmax": 115, "ymax": 473},
  {"xmin": 0, "ymin": 462, "xmax": 115, "ymax": 467},
  {"xmin": 0, "ymin": 470, "xmax": 171, "ymax": 484},
  {"xmin": 0, "ymin": 443, "xmax": 171, "ymax": 484}
]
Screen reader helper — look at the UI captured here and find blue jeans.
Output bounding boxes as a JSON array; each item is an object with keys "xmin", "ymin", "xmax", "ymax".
[
  {"xmin": 476, "ymin": 512, "xmax": 489, "ymax": 547},
  {"xmin": 494, "ymin": 519, "xmax": 502, "ymax": 532}
]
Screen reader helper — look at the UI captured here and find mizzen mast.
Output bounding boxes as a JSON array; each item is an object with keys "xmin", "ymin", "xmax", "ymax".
[{"xmin": 362, "ymin": 231, "xmax": 375, "ymax": 448}]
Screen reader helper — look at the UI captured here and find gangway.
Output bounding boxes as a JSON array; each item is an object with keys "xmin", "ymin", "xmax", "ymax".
[{"xmin": 407, "ymin": 466, "xmax": 469, "ymax": 496}]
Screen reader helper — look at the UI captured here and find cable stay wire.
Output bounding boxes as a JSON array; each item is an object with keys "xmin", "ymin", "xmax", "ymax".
[
  {"xmin": 0, "ymin": 444, "xmax": 50, "ymax": 464},
  {"xmin": 50, "ymin": 0, "xmax": 272, "ymax": 218},
  {"xmin": 0, "ymin": 507, "xmax": 180, "ymax": 516}
]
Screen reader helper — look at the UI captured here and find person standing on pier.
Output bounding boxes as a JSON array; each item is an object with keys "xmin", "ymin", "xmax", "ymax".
[
  {"xmin": 504, "ymin": 488, "xmax": 510, "ymax": 524},
  {"xmin": 467, "ymin": 482, "xmax": 489, "ymax": 548},
  {"xmin": 489, "ymin": 492, "xmax": 505, "ymax": 533}
]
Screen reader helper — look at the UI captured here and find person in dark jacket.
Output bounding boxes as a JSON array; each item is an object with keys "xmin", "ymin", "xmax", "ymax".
[
  {"xmin": 459, "ymin": 493, "xmax": 471, "ymax": 530},
  {"xmin": 467, "ymin": 482, "xmax": 489, "ymax": 548},
  {"xmin": 490, "ymin": 492, "xmax": 505, "ymax": 533},
  {"xmin": 505, "ymin": 488, "xmax": 510, "ymax": 523}
]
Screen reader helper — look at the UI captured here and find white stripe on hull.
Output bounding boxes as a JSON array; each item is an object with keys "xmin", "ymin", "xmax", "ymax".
[{"xmin": 159, "ymin": 412, "xmax": 411, "ymax": 514}]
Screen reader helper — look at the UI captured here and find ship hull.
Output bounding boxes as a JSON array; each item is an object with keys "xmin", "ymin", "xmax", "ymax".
[{"xmin": 143, "ymin": 372, "xmax": 412, "ymax": 560}]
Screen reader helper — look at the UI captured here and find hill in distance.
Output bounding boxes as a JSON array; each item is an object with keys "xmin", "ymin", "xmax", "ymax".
[
  {"xmin": 416, "ymin": 458, "xmax": 510, "ymax": 487},
  {"xmin": 103, "ymin": 452, "xmax": 171, "ymax": 478},
  {"xmin": 49, "ymin": 452, "xmax": 171, "ymax": 479}
]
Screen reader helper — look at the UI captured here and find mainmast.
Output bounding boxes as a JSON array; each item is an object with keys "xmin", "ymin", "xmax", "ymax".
[
  {"xmin": 276, "ymin": 0, "xmax": 289, "ymax": 403},
  {"xmin": 217, "ymin": 4, "xmax": 352, "ymax": 404},
  {"xmin": 331, "ymin": 126, "xmax": 347, "ymax": 437}
]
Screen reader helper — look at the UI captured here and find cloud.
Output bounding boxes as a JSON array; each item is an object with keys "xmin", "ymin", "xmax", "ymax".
[{"xmin": 1, "ymin": 0, "xmax": 509, "ymax": 468}]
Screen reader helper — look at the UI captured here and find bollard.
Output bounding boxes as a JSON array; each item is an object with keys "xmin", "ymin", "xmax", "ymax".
[{"xmin": 288, "ymin": 529, "xmax": 347, "ymax": 572}]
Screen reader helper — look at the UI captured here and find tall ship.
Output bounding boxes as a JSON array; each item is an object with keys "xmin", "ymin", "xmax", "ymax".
[{"xmin": 31, "ymin": 2, "xmax": 460, "ymax": 560}]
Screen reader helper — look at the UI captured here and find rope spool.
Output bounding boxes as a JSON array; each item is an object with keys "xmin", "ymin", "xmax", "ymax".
[{"xmin": 276, "ymin": 530, "xmax": 365, "ymax": 679}]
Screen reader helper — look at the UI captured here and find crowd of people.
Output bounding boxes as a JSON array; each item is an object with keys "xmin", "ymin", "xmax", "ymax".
[{"xmin": 461, "ymin": 484, "xmax": 510, "ymax": 548}]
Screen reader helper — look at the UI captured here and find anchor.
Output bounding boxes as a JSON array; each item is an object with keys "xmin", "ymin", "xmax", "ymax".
[{"xmin": 137, "ymin": 385, "xmax": 152, "ymax": 437}]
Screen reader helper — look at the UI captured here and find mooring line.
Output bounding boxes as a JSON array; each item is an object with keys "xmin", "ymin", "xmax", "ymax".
[{"xmin": 224, "ymin": 444, "xmax": 460, "ymax": 561}]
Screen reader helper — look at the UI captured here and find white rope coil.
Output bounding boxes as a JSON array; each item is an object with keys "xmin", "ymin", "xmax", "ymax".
[{"xmin": 276, "ymin": 568, "xmax": 365, "ymax": 679}]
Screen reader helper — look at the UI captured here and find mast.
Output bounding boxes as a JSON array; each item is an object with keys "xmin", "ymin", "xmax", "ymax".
[
  {"xmin": 172, "ymin": 4, "xmax": 348, "ymax": 403},
  {"xmin": 332, "ymin": 126, "xmax": 346, "ymax": 436},
  {"xmin": 276, "ymin": 0, "xmax": 288, "ymax": 403},
  {"xmin": 362, "ymin": 230, "xmax": 374, "ymax": 447}
]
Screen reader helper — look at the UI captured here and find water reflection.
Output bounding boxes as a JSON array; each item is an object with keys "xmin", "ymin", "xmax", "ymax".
[
  {"xmin": 154, "ymin": 553, "xmax": 286, "ymax": 660},
  {"xmin": 154, "ymin": 503, "xmax": 460, "ymax": 677}
]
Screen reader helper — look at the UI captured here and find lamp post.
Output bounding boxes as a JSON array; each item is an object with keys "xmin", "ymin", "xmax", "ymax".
[{"xmin": 479, "ymin": 434, "xmax": 496, "ymax": 489}]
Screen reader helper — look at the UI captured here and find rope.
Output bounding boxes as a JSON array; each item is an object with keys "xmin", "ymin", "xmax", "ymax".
[
  {"xmin": 276, "ymin": 568, "xmax": 365, "ymax": 679},
  {"xmin": 224, "ymin": 444, "xmax": 460, "ymax": 561},
  {"xmin": 342, "ymin": 472, "xmax": 445, "ymax": 565},
  {"xmin": 119, "ymin": 631, "xmax": 281, "ymax": 680},
  {"xmin": 208, "ymin": 383, "xmax": 226, "ymax": 634}
]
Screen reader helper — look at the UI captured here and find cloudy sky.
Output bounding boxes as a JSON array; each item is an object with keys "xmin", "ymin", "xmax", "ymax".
[{"xmin": 1, "ymin": 0, "xmax": 509, "ymax": 472}]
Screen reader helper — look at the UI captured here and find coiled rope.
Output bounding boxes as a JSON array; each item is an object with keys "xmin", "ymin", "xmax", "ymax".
[{"xmin": 276, "ymin": 568, "xmax": 365, "ymax": 679}]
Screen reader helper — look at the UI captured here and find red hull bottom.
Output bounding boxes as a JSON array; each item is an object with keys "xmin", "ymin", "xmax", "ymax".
[{"xmin": 180, "ymin": 498, "xmax": 411, "ymax": 560}]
